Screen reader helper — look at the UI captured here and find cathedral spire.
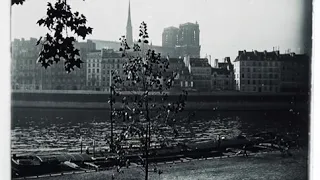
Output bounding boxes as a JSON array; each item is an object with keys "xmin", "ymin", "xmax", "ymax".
[
  {"xmin": 127, "ymin": 0, "xmax": 132, "ymax": 27},
  {"xmin": 126, "ymin": 0, "xmax": 133, "ymax": 46}
]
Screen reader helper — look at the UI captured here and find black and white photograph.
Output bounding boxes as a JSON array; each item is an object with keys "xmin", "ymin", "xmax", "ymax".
[{"xmin": 9, "ymin": 0, "xmax": 312, "ymax": 179}]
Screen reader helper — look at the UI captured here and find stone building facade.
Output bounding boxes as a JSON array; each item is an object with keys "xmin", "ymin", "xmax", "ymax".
[
  {"xmin": 162, "ymin": 26, "xmax": 179, "ymax": 48},
  {"xmin": 11, "ymin": 38, "xmax": 94, "ymax": 91},
  {"xmin": 280, "ymin": 53, "xmax": 310, "ymax": 93},
  {"xmin": 211, "ymin": 57, "xmax": 235, "ymax": 91},
  {"xmin": 233, "ymin": 50, "xmax": 282, "ymax": 93},
  {"xmin": 183, "ymin": 56, "xmax": 211, "ymax": 91}
]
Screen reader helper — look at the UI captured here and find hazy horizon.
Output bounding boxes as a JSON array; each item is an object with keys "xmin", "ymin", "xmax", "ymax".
[{"xmin": 11, "ymin": 0, "xmax": 312, "ymax": 61}]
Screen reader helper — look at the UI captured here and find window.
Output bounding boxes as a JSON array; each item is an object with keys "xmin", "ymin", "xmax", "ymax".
[
  {"xmin": 253, "ymin": 80, "xmax": 256, "ymax": 85},
  {"xmin": 241, "ymin": 74, "xmax": 244, "ymax": 78},
  {"xmin": 93, "ymin": 69, "xmax": 95, "ymax": 73},
  {"xmin": 248, "ymin": 80, "xmax": 250, "ymax": 85},
  {"xmin": 93, "ymin": 64, "xmax": 95, "ymax": 67},
  {"xmin": 88, "ymin": 69, "xmax": 91, "ymax": 73},
  {"xmin": 97, "ymin": 69, "xmax": 100, "ymax": 73},
  {"xmin": 185, "ymin": 81, "xmax": 188, "ymax": 87},
  {"xmin": 269, "ymin": 74, "xmax": 272, "ymax": 78},
  {"xmin": 103, "ymin": 77, "xmax": 105, "ymax": 81},
  {"xmin": 97, "ymin": 63, "xmax": 100, "ymax": 67},
  {"xmin": 88, "ymin": 64, "xmax": 91, "ymax": 67}
]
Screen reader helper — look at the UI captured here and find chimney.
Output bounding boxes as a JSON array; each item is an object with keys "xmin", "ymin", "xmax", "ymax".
[
  {"xmin": 183, "ymin": 56, "xmax": 190, "ymax": 67},
  {"xmin": 209, "ymin": 55, "xmax": 212, "ymax": 66},
  {"xmin": 214, "ymin": 59, "xmax": 218, "ymax": 68}
]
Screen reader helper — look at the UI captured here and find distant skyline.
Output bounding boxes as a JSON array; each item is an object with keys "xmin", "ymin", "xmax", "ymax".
[{"xmin": 11, "ymin": 0, "xmax": 312, "ymax": 61}]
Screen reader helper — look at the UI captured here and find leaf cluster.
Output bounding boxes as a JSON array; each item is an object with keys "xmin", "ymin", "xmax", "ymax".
[
  {"xmin": 11, "ymin": 0, "xmax": 25, "ymax": 5},
  {"xmin": 36, "ymin": 0, "xmax": 92, "ymax": 72}
]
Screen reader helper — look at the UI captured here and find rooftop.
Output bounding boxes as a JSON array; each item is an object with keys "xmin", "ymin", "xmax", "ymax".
[
  {"xmin": 163, "ymin": 26, "xmax": 179, "ymax": 31},
  {"xmin": 234, "ymin": 50, "xmax": 280, "ymax": 62},
  {"xmin": 180, "ymin": 22, "xmax": 199, "ymax": 27},
  {"xmin": 279, "ymin": 53, "xmax": 309, "ymax": 62},
  {"xmin": 87, "ymin": 51, "xmax": 101, "ymax": 58},
  {"xmin": 211, "ymin": 67, "xmax": 231, "ymax": 75},
  {"xmin": 190, "ymin": 58, "xmax": 211, "ymax": 67},
  {"xmin": 169, "ymin": 58, "xmax": 184, "ymax": 64}
]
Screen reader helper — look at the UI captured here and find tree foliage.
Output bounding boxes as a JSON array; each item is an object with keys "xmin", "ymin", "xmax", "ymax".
[
  {"xmin": 12, "ymin": 0, "xmax": 92, "ymax": 73},
  {"xmin": 109, "ymin": 22, "xmax": 188, "ymax": 180},
  {"xmin": 11, "ymin": 0, "xmax": 25, "ymax": 5}
]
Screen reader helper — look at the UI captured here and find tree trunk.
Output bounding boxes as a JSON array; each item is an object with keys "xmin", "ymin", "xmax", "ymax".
[{"xmin": 144, "ymin": 98, "xmax": 150, "ymax": 180}]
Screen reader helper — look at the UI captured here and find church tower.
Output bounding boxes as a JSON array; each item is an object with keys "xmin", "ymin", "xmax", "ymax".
[{"xmin": 126, "ymin": 0, "xmax": 133, "ymax": 46}]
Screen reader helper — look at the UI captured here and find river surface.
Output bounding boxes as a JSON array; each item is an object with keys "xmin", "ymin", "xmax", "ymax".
[{"xmin": 11, "ymin": 107, "xmax": 309, "ymax": 155}]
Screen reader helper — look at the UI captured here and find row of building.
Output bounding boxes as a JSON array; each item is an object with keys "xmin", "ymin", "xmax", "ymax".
[{"xmin": 11, "ymin": 38, "xmax": 310, "ymax": 93}]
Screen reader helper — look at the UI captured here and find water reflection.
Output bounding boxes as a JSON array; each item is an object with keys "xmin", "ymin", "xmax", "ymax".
[{"xmin": 11, "ymin": 108, "xmax": 308, "ymax": 155}]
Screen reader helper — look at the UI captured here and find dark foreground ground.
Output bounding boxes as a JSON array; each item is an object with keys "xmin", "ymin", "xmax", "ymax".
[{"xmin": 30, "ymin": 149, "xmax": 308, "ymax": 180}]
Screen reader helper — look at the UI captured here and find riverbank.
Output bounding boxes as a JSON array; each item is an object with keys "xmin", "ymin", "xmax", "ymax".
[
  {"xmin": 12, "ymin": 100, "xmax": 305, "ymax": 111},
  {"xmin": 18, "ymin": 149, "xmax": 307, "ymax": 180}
]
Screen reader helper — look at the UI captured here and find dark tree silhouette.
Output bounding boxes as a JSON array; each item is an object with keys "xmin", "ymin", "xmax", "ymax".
[
  {"xmin": 11, "ymin": 0, "xmax": 25, "ymax": 5},
  {"xmin": 12, "ymin": 0, "xmax": 92, "ymax": 73}
]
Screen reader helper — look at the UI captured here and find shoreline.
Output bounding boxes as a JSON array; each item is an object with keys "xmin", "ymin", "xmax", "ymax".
[
  {"xmin": 12, "ymin": 149, "xmax": 308, "ymax": 180},
  {"xmin": 12, "ymin": 101, "xmax": 306, "ymax": 111}
]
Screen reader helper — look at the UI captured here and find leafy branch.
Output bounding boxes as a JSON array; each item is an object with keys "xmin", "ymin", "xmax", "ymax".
[
  {"xmin": 13, "ymin": 0, "xmax": 92, "ymax": 72},
  {"xmin": 11, "ymin": 0, "xmax": 25, "ymax": 5}
]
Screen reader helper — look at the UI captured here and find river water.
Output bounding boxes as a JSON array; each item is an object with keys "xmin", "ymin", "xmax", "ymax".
[{"xmin": 11, "ymin": 107, "xmax": 309, "ymax": 155}]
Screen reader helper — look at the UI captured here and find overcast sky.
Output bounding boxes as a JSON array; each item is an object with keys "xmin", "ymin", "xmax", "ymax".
[{"xmin": 11, "ymin": 0, "xmax": 311, "ymax": 60}]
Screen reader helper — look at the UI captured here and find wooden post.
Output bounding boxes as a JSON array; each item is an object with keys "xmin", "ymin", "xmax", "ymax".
[
  {"xmin": 93, "ymin": 139, "xmax": 95, "ymax": 158},
  {"xmin": 80, "ymin": 137, "xmax": 83, "ymax": 154}
]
